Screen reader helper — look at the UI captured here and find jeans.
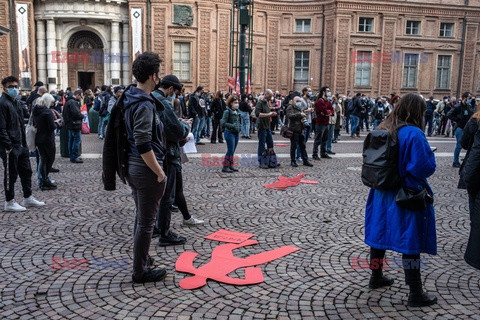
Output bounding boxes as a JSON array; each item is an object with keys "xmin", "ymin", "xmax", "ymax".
[
  {"xmin": 240, "ymin": 111, "xmax": 251, "ymax": 137},
  {"xmin": 360, "ymin": 112, "xmax": 369, "ymax": 131},
  {"xmin": 1, "ymin": 146, "xmax": 33, "ymax": 201},
  {"xmin": 291, "ymin": 132, "xmax": 308, "ymax": 162},
  {"xmin": 296, "ymin": 123, "xmax": 312, "ymax": 159},
  {"xmin": 202, "ymin": 116, "xmax": 211, "ymax": 137},
  {"xmin": 257, "ymin": 129, "xmax": 274, "ymax": 163},
  {"xmin": 68, "ymin": 130, "xmax": 82, "ymax": 161},
  {"xmin": 373, "ymin": 119, "xmax": 382, "ymax": 130},
  {"xmin": 126, "ymin": 162, "xmax": 166, "ymax": 279},
  {"xmin": 350, "ymin": 115, "xmax": 359, "ymax": 137},
  {"xmin": 98, "ymin": 116, "xmax": 106, "ymax": 137},
  {"xmin": 326, "ymin": 124, "xmax": 334, "ymax": 152},
  {"xmin": 224, "ymin": 129, "xmax": 239, "ymax": 166},
  {"xmin": 192, "ymin": 117, "xmax": 206, "ymax": 143},
  {"xmin": 454, "ymin": 127, "xmax": 463, "ymax": 165},
  {"xmin": 312, "ymin": 124, "xmax": 329, "ymax": 156},
  {"xmin": 425, "ymin": 115, "xmax": 433, "ymax": 136},
  {"xmin": 211, "ymin": 118, "xmax": 224, "ymax": 142}
]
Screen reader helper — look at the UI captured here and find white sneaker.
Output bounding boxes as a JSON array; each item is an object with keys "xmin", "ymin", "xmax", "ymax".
[
  {"xmin": 4, "ymin": 200, "xmax": 27, "ymax": 212},
  {"xmin": 21, "ymin": 196, "xmax": 46, "ymax": 208},
  {"xmin": 183, "ymin": 216, "xmax": 205, "ymax": 226}
]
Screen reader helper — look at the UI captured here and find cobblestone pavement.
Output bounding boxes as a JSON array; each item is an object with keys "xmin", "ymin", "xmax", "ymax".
[{"xmin": 0, "ymin": 130, "xmax": 479, "ymax": 320}]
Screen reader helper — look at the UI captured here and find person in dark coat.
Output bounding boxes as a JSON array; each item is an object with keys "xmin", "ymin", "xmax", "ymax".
[
  {"xmin": 62, "ymin": 90, "xmax": 84, "ymax": 163},
  {"xmin": 32, "ymin": 94, "xmax": 57, "ymax": 190},
  {"xmin": 286, "ymin": 96, "xmax": 313, "ymax": 167},
  {"xmin": 210, "ymin": 90, "xmax": 226, "ymax": 144},
  {"xmin": 461, "ymin": 112, "xmax": 480, "ymax": 270},
  {"xmin": 365, "ymin": 93, "xmax": 437, "ymax": 307},
  {"xmin": 221, "ymin": 95, "xmax": 241, "ymax": 173}
]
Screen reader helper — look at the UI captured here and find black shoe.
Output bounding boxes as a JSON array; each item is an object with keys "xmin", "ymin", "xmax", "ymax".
[
  {"xmin": 326, "ymin": 151, "xmax": 336, "ymax": 155},
  {"xmin": 158, "ymin": 232, "xmax": 187, "ymax": 247},
  {"xmin": 70, "ymin": 158, "xmax": 83, "ymax": 163},
  {"xmin": 452, "ymin": 163, "xmax": 461, "ymax": 168},
  {"xmin": 211, "ymin": 141, "xmax": 216, "ymax": 144},
  {"xmin": 321, "ymin": 154, "xmax": 332, "ymax": 159},
  {"xmin": 246, "ymin": 136, "xmax": 252, "ymax": 139},
  {"xmin": 219, "ymin": 140, "xmax": 224, "ymax": 143},
  {"xmin": 291, "ymin": 161, "xmax": 298, "ymax": 167},
  {"xmin": 152, "ymin": 227, "xmax": 161, "ymax": 238},
  {"xmin": 171, "ymin": 205, "xmax": 179, "ymax": 212},
  {"xmin": 407, "ymin": 292, "xmax": 438, "ymax": 307},
  {"xmin": 222, "ymin": 166, "xmax": 233, "ymax": 173},
  {"xmin": 132, "ymin": 268, "xmax": 167, "ymax": 284},
  {"xmin": 40, "ymin": 184, "xmax": 57, "ymax": 191},
  {"xmin": 271, "ymin": 132, "xmax": 275, "ymax": 135},
  {"xmin": 312, "ymin": 155, "xmax": 321, "ymax": 161},
  {"xmin": 196, "ymin": 142, "xmax": 205, "ymax": 145},
  {"xmin": 147, "ymin": 255, "xmax": 155, "ymax": 268},
  {"xmin": 303, "ymin": 161, "xmax": 314, "ymax": 167},
  {"xmin": 369, "ymin": 276, "xmax": 395, "ymax": 289},
  {"xmin": 229, "ymin": 166, "xmax": 239, "ymax": 172},
  {"xmin": 50, "ymin": 168, "xmax": 60, "ymax": 173},
  {"xmin": 259, "ymin": 164, "xmax": 269, "ymax": 169},
  {"xmin": 332, "ymin": 140, "xmax": 337, "ymax": 144}
]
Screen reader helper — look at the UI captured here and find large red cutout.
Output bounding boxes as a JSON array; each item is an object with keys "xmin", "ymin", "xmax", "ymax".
[
  {"xmin": 263, "ymin": 174, "xmax": 317, "ymax": 190},
  {"xmin": 176, "ymin": 236, "xmax": 299, "ymax": 290}
]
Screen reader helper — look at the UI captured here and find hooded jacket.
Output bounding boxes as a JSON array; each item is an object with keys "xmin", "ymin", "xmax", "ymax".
[
  {"xmin": 0, "ymin": 93, "xmax": 27, "ymax": 150},
  {"xmin": 32, "ymin": 105, "xmax": 56, "ymax": 144}
]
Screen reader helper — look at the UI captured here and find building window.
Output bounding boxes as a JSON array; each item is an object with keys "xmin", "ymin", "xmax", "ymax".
[
  {"xmin": 355, "ymin": 51, "xmax": 372, "ymax": 87},
  {"xmin": 403, "ymin": 54, "xmax": 419, "ymax": 88},
  {"xmin": 295, "ymin": 19, "xmax": 311, "ymax": 33},
  {"xmin": 294, "ymin": 51, "xmax": 309, "ymax": 87},
  {"xmin": 440, "ymin": 23, "xmax": 454, "ymax": 37},
  {"xmin": 173, "ymin": 42, "xmax": 190, "ymax": 81},
  {"xmin": 436, "ymin": 55, "xmax": 451, "ymax": 89},
  {"xmin": 358, "ymin": 18, "xmax": 374, "ymax": 33},
  {"xmin": 406, "ymin": 21, "xmax": 421, "ymax": 35}
]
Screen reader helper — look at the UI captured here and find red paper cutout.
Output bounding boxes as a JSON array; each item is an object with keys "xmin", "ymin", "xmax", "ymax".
[
  {"xmin": 176, "ymin": 239, "xmax": 299, "ymax": 290},
  {"xmin": 264, "ymin": 174, "xmax": 306, "ymax": 190},
  {"xmin": 274, "ymin": 143, "xmax": 289, "ymax": 147},
  {"xmin": 299, "ymin": 179, "xmax": 318, "ymax": 184},
  {"xmin": 204, "ymin": 229, "xmax": 254, "ymax": 244}
]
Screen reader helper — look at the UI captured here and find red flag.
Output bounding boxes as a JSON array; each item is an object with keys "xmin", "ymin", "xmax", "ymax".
[
  {"xmin": 227, "ymin": 76, "xmax": 235, "ymax": 89},
  {"xmin": 247, "ymin": 73, "xmax": 251, "ymax": 94},
  {"xmin": 235, "ymin": 72, "xmax": 240, "ymax": 95}
]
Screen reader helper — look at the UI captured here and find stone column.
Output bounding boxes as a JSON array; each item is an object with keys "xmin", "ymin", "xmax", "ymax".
[
  {"xmin": 122, "ymin": 22, "xmax": 130, "ymax": 85},
  {"xmin": 46, "ymin": 19, "xmax": 57, "ymax": 91},
  {"xmin": 36, "ymin": 20, "xmax": 47, "ymax": 84},
  {"xmin": 110, "ymin": 21, "xmax": 121, "ymax": 85}
]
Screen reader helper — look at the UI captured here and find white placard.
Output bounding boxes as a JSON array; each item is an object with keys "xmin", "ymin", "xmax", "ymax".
[
  {"xmin": 131, "ymin": 8, "xmax": 143, "ymax": 61},
  {"xmin": 182, "ymin": 133, "xmax": 197, "ymax": 154},
  {"xmin": 16, "ymin": 4, "xmax": 31, "ymax": 83}
]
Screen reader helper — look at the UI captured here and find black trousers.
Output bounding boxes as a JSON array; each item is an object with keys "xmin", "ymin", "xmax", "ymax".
[
  {"xmin": 270, "ymin": 115, "xmax": 279, "ymax": 131},
  {"xmin": 157, "ymin": 161, "xmax": 191, "ymax": 237},
  {"xmin": 1, "ymin": 146, "xmax": 33, "ymax": 201},
  {"xmin": 290, "ymin": 132, "xmax": 308, "ymax": 162},
  {"xmin": 127, "ymin": 162, "xmax": 166, "ymax": 279},
  {"xmin": 211, "ymin": 118, "xmax": 223, "ymax": 142},
  {"xmin": 313, "ymin": 124, "xmax": 329, "ymax": 156},
  {"xmin": 37, "ymin": 139, "xmax": 56, "ymax": 184}
]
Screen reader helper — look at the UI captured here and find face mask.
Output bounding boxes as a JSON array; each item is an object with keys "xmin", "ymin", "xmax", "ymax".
[
  {"xmin": 233, "ymin": 104, "xmax": 239, "ymax": 110},
  {"xmin": 170, "ymin": 93, "xmax": 176, "ymax": 102},
  {"xmin": 467, "ymin": 99, "xmax": 472, "ymax": 105},
  {"xmin": 444, "ymin": 99, "xmax": 448, "ymax": 103},
  {"xmin": 7, "ymin": 88, "xmax": 19, "ymax": 98},
  {"xmin": 295, "ymin": 102, "xmax": 302, "ymax": 107},
  {"xmin": 327, "ymin": 92, "xmax": 332, "ymax": 98}
]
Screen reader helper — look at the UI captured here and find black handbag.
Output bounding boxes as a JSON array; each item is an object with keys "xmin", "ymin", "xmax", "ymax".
[
  {"xmin": 280, "ymin": 125, "xmax": 293, "ymax": 138},
  {"xmin": 395, "ymin": 185, "xmax": 433, "ymax": 211}
]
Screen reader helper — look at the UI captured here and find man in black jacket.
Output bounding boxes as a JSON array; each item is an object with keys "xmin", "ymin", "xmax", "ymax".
[
  {"xmin": 26, "ymin": 81, "xmax": 44, "ymax": 110},
  {"xmin": 0, "ymin": 76, "xmax": 45, "ymax": 211},
  {"xmin": 151, "ymin": 75, "xmax": 204, "ymax": 246},
  {"xmin": 448, "ymin": 92, "xmax": 474, "ymax": 168},
  {"xmin": 63, "ymin": 90, "xmax": 84, "ymax": 163},
  {"xmin": 189, "ymin": 86, "xmax": 206, "ymax": 145}
]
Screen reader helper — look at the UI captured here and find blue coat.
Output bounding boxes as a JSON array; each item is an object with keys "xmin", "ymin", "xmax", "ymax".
[{"xmin": 364, "ymin": 126, "xmax": 437, "ymax": 255}]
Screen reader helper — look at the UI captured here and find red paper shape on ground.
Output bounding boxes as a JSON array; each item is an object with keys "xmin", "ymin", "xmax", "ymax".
[
  {"xmin": 204, "ymin": 229, "xmax": 254, "ymax": 244},
  {"xmin": 274, "ymin": 143, "xmax": 289, "ymax": 147},
  {"xmin": 264, "ymin": 174, "xmax": 306, "ymax": 190},
  {"xmin": 176, "ymin": 239, "xmax": 299, "ymax": 290},
  {"xmin": 300, "ymin": 179, "xmax": 318, "ymax": 184}
]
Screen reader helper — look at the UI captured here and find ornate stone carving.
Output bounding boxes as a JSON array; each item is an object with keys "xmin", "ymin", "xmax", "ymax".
[
  {"xmin": 351, "ymin": 39, "xmax": 378, "ymax": 46},
  {"xmin": 173, "ymin": 5, "xmax": 194, "ymax": 27},
  {"xmin": 169, "ymin": 29, "xmax": 196, "ymax": 37},
  {"xmin": 402, "ymin": 42, "xmax": 423, "ymax": 48}
]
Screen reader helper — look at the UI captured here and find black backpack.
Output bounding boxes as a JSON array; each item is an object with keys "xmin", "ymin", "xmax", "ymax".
[{"xmin": 361, "ymin": 125, "xmax": 406, "ymax": 190}]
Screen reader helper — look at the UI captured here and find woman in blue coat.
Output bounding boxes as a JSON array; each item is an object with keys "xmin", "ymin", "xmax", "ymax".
[{"xmin": 365, "ymin": 93, "xmax": 437, "ymax": 307}]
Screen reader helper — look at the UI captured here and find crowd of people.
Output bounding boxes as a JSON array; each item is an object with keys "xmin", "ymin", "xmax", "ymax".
[{"xmin": 1, "ymin": 52, "xmax": 478, "ymax": 306}]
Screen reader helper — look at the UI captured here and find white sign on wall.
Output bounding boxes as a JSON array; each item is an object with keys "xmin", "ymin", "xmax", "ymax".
[
  {"xmin": 16, "ymin": 3, "xmax": 31, "ymax": 89},
  {"xmin": 131, "ymin": 8, "xmax": 143, "ymax": 61}
]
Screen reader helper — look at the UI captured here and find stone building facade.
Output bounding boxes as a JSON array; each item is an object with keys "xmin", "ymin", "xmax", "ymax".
[{"xmin": 1, "ymin": 0, "xmax": 480, "ymax": 98}]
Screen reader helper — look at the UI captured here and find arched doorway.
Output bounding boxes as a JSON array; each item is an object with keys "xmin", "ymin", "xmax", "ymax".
[{"xmin": 67, "ymin": 30, "xmax": 104, "ymax": 91}]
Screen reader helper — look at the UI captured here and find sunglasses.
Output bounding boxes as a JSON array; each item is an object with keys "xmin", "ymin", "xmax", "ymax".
[{"xmin": 7, "ymin": 85, "xmax": 18, "ymax": 89}]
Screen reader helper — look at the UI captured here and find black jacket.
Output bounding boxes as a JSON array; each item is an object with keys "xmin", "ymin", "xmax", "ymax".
[
  {"xmin": 151, "ymin": 90, "xmax": 190, "ymax": 164},
  {"xmin": 26, "ymin": 90, "xmax": 40, "ymax": 109},
  {"xmin": 352, "ymin": 97, "xmax": 363, "ymax": 117},
  {"xmin": 0, "ymin": 93, "xmax": 27, "ymax": 150},
  {"xmin": 447, "ymin": 102, "xmax": 474, "ymax": 130},
  {"xmin": 211, "ymin": 98, "xmax": 226, "ymax": 120},
  {"xmin": 63, "ymin": 97, "xmax": 84, "ymax": 130},
  {"xmin": 102, "ymin": 86, "xmax": 131, "ymax": 190},
  {"xmin": 33, "ymin": 106, "xmax": 56, "ymax": 144},
  {"xmin": 239, "ymin": 101, "xmax": 251, "ymax": 113}
]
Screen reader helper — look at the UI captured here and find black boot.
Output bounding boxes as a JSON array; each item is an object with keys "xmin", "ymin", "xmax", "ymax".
[
  {"xmin": 369, "ymin": 248, "xmax": 394, "ymax": 289},
  {"xmin": 291, "ymin": 161, "xmax": 298, "ymax": 167},
  {"xmin": 222, "ymin": 166, "xmax": 233, "ymax": 173},
  {"xmin": 303, "ymin": 160, "xmax": 314, "ymax": 167},
  {"xmin": 404, "ymin": 255, "xmax": 437, "ymax": 307},
  {"xmin": 229, "ymin": 159, "xmax": 238, "ymax": 172}
]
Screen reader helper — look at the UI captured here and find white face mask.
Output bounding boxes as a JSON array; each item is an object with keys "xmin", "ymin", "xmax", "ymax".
[
  {"xmin": 233, "ymin": 103, "xmax": 239, "ymax": 110},
  {"xmin": 327, "ymin": 92, "xmax": 332, "ymax": 98}
]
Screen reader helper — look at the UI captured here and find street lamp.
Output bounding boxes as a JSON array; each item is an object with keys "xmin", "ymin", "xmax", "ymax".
[{"xmin": 235, "ymin": 0, "xmax": 251, "ymax": 95}]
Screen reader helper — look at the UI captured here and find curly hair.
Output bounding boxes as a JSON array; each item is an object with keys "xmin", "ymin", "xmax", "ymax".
[
  {"xmin": 132, "ymin": 52, "xmax": 162, "ymax": 83},
  {"xmin": 2, "ymin": 76, "xmax": 19, "ymax": 87}
]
